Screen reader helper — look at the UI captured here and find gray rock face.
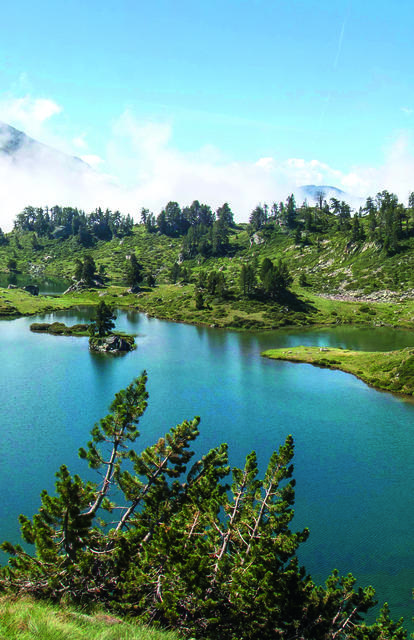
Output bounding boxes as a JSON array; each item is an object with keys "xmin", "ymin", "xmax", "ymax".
[
  {"xmin": 89, "ymin": 335, "xmax": 134, "ymax": 354},
  {"xmin": 64, "ymin": 278, "xmax": 104, "ymax": 294}
]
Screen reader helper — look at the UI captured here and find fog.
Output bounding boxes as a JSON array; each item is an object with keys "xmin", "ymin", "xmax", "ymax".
[{"xmin": 0, "ymin": 112, "xmax": 412, "ymax": 232}]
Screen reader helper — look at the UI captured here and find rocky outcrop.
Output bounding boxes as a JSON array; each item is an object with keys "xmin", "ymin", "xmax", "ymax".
[
  {"xmin": 89, "ymin": 334, "xmax": 135, "ymax": 354},
  {"xmin": 64, "ymin": 277, "xmax": 104, "ymax": 294}
]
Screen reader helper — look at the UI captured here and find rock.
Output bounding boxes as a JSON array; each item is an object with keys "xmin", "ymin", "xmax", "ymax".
[
  {"xmin": 250, "ymin": 233, "xmax": 265, "ymax": 246},
  {"xmin": 64, "ymin": 277, "xmax": 105, "ymax": 294},
  {"xmin": 22, "ymin": 285, "xmax": 39, "ymax": 296},
  {"xmin": 89, "ymin": 334, "xmax": 134, "ymax": 354},
  {"xmin": 128, "ymin": 285, "xmax": 141, "ymax": 294}
]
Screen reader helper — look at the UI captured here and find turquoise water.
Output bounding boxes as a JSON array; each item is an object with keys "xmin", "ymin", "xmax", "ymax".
[{"xmin": 1, "ymin": 310, "xmax": 414, "ymax": 625}]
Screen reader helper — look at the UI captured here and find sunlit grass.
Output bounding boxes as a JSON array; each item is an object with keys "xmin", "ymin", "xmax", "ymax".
[{"xmin": 0, "ymin": 596, "xmax": 180, "ymax": 640}]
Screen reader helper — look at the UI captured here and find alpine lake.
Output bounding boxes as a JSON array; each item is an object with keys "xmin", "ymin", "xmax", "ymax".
[{"xmin": 2, "ymin": 293, "xmax": 414, "ymax": 627}]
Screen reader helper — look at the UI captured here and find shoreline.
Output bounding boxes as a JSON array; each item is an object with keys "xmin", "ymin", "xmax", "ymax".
[{"xmin": 262, "ymin": 346, "xmax": 414, "ymax": 398}]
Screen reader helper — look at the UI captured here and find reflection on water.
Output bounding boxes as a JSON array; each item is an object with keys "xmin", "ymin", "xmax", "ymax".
[
  {"xmin": 0, "ymin": 273, "xmax": 70, "ymax": 295},
  {"xmin": 1, "ymin": 311, "xmax": 414, "ymax": 626}
]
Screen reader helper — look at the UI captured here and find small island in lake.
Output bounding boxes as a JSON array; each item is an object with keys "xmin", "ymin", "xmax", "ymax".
[
  {"xmin": 30, "ymin": 301, "xmax": 136, "ymax": 354},
  {"xmin": 262, "ymin": 345, "xmax": 414, "ymax": 396},
  {"xmin": 30, "ymin": 321, "xmax": 90, "ymax": 336}
]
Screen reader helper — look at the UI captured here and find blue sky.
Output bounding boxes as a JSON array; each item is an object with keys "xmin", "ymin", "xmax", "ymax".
[{"xmin": 0, "ymin": 0, "xmax": 414, "ymax": 225}]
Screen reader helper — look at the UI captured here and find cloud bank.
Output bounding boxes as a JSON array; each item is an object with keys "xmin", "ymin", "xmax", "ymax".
[{"xmin": 0, "ymin": 95, "xmax": 414, "ymax": 231}]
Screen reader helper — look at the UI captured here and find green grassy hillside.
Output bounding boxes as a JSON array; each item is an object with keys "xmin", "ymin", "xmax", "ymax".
[
  {"xmin": 2, "ymin": 218, "xmax": 414, "ymax": 330},
  {"xmin": 0, "ymin": 597, "xmax": 179, "ymax": 640}
]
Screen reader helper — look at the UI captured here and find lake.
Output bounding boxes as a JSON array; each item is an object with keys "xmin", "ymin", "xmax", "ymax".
[
  {"xmin": 0, "ymin": 273, "xmax": 71, "ymax": 295},
  {"xmin": 1, "ymin": 309, "xmax": 414, "ymax": 625}
]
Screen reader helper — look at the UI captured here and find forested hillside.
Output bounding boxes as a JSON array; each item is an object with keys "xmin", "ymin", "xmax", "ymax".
[{"xmin": 1, "ymin": 189, "xmax": 414, "ymax": 329}]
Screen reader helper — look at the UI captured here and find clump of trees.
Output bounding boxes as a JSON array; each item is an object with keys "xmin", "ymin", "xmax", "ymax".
[
  {"xmin": 74, "ymin": 255, "xmax": 98, "ymax": 285},
  {"xmin": 142, "ymin": 200, "xmax": 235, "ymax": 259},
  {"xmin": 0, "ymin": 374, "xmax": 407, "ymax": 639},
  {"xmin": 14, "ymin": 205, "xmax": 133, "ymax": 245},
  {"xmin": 238, "ymin": 258, "xmax": 293, "ymax": 301}
]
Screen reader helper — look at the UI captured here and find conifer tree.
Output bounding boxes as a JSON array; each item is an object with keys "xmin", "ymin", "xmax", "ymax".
[{"xmin": 0, "ymin": 374, "xmax": 408, "ymax": 640}]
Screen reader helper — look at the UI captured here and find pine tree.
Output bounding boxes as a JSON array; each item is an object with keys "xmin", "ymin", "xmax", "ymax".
[
  {"xmin": 125, "ymin": 253, "xmax": 143, "ymax": 288},
  {"xmin": 0, "ymin": 375, "xmax": 408, "ymax": 640},
  {"xmin": 91, "ymin": 301, "xmax": 116, "ymax": 337}
]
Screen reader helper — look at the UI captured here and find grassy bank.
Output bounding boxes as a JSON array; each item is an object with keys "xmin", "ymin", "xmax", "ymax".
[
  {"xmin": 0, "ymin": 596, "xmax": 180, "ymax": 640},
  {"xmin": 262, "ymin": 345, "xmax": 414, "ymax": 396},
  {"xmin": 2, "ymin": 283, "xmax": 414, "ymax": 333}
]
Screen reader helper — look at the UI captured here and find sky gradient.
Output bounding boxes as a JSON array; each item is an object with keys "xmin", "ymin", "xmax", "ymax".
[{"xmin": 0, "ymin": 0, "xmax": 413, "ymax": 226}]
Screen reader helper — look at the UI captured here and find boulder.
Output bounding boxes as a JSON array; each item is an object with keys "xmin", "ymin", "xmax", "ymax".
[
  {"xmin": 128, "ymin": 285, "xmax": 141, "ymax": 294},
  {"xmin": 22, "ymin": 285, "xmax": 39, "ymax": 296},
  {"xmin": 64, "ymin": 277, "xmax": 104, "ymax": 294},
  {"xmin": 89, "ymin": 334, "xmax": 134, "ymax": 354}
]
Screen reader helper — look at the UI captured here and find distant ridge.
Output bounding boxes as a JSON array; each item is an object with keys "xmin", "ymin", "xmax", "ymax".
[{"xmin": 0, "ymin": 121, "xmax": 87, "ymax": 168}]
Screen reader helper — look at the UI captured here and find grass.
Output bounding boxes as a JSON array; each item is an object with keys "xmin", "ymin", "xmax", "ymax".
[
  {"xmin": 2, "ymin": 223, "xmax": 414, "ymax": 332},
  {"xmin": 3, "ymin": 281, "xmax": 414, "ymax": 334},
  {"xmin": 0, "ymin": 596, "xmax": 181, "ymax": 640},
  {"xmin": 262, "ymin": 345, "xmax": 414, "ymax": 395},
  {"xmin": 30, "ymin": 322, "xmax": 91, "ymax": 336}
]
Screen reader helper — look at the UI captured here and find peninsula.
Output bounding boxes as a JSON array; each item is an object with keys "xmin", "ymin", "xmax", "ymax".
[{"xmin": 262, "ymin": 345, "xmax": 414, "ymax": 396}]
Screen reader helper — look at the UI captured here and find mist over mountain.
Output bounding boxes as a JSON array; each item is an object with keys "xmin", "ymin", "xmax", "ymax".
[
  {"xmin": 0, "ymin": 122, "xmax": 365, "ymax": 232},
  {"xmin": 0, "ymin": 122, "xmax": 121, "ymax": 231},
  {"xmin": 0, "ymin": 121, "xmax": 87, "ymax": 169}
]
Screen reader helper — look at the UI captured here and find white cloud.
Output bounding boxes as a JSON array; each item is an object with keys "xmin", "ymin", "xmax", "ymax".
[
  {"xmin": 80, "ymin": 154, "xmax": 104, "ymax": 168},
  {"xmin": 72, "ymin": 134, "xmax": 88, "ymax": 150},
  {"xmin": 1, "ymin": 94, "xmax": 414, "ymax": 231},
  {"xmin": 401, "ymin": 107, "xmax": 413, "ymax": 116},
  {"xmin": 0, "ymin": 95, "xmax": 62, "ymax": 135}
]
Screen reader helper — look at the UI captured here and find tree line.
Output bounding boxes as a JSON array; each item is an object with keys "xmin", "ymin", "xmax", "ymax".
[{"xmin": 13, "ymin": 205, "xmax": 133, "ymax": 245}]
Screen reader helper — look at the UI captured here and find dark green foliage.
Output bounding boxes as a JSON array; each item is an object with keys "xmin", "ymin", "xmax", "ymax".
[
  {"xmin": 0, "ymin": 227, "xmax": 9, "ymax": 245},
  {"xmin": 262, "ymin": 259, "xmax": 293, "ymax": 299},
  {"xmin": 285, "ymin": 194, "xmax": 296, "ymax": 229},
  {"xmin": 0, "ymin": 375, "xmax": 407, "ymax": 639},
  {"xmin": 195, "ymin": 289, "xmax": 204, "ymax": 309},
  {"xmin": 74, "ymin": 258, "xmax": 83, "ymax": 281},
  {"xmin": 239, "ymin": 263, "xmax": 256, "ymax": 296},
  {"xmin": 170, "ymin": 262, "xmax": 181, "ymax": 284},
  {"xmin": 216, "ymin": 202, "xmax": 234, "ymax": 227},
  {"xmin": 125, "ymin": 253, "xmax": 143, "ymax": 288},
  {"xmin": 73, "ymin": 255, "xmax": 98, "ymax": 284},
  {"xmin": 91, "ymin": 301, "xmax": 116, "ymax": 337},
  {"xmin": 13, "ymin": 205, "xmax": 133, "ymax": 241},
  {"xmin": 249, "ymin": 205, "xmax": 267, "ymax": 231},
  {"xmin": 30, "ymin": 322, "xmax": 89, "ymax": 335},
  {"xmin": 260, "ymin": 257, "xmax": 274, "ymax": 282},
  {"xmin": 207, "ymin": 270, "xmax": 226, "ymax": 298},
  {"xmin": 7, "ymin": 258, "xmax": 17, "ymax": 271},
  {"xmin": 397, "ymin": 355, "xmax": 414, "ymax": 388}
]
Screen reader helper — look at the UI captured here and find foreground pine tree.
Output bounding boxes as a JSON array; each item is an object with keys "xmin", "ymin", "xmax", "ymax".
[{"xmin": 0, "ymin": 373, "xmax": 407, "ymax": 639}]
